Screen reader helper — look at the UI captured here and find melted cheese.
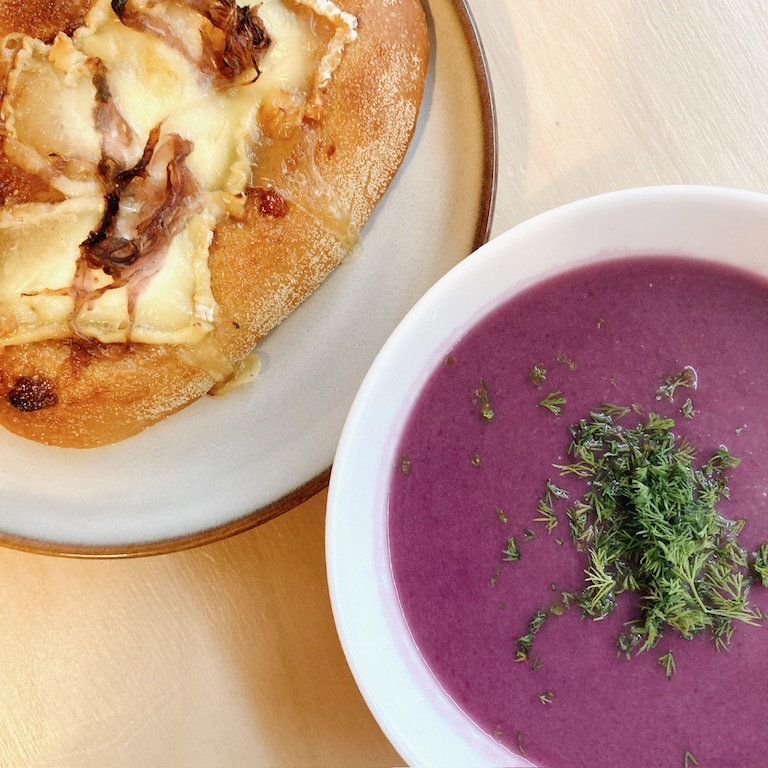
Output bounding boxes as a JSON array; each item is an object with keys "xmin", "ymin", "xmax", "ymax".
[
  {"xmin": 0, "ymin": 0, "xmax": 356, "ymax": 350},
  {"xmin": 0, "ymin": 197, "xmax": 104, "ymax": 344}
]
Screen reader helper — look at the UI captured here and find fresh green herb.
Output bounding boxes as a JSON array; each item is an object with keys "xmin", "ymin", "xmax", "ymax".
[
  {"xmin": 537, "ymin": 690, "xmax": 555, "ymax": 705},
  {"xmin": 658, "ymin": 650, "xmax": 676, "ymax": 679},
  {"xmin": 656, "ymin": 366, "xmax": 697, "ymax": 403},
  {"xmin": 534, "ymin": 483, "xmax": 560, "ymax": 533},
  {"xmin": 474, "ymin": 379, "xmax": 495, "ymax": 421},
  {"xmin": 546, "ymin": 479, "xmax": 569, "ymax": 500},
  {"xmin": 684, "ymin": 750, "xmax": 699, "ymax": 767},
  {"xmin": 538, "ymin": 390, "xmax": 566, "ymax": 416},
  {"xmin": 530, "ymin": 365, "xmax": 548, "ymax": 386},
  {"xmin": 515, "ymin": 610, "xmax": 548, "ymax": 662},
  {"xmin": 753, "ymin": 543, "xmax": 768, "ymax": 586},
  {"xmin": 680, "ymin": 398, "xmax": 697, "ymax": 419},
  {"xmin": 553, "ymin": 406, "xmax": 763, "ymax": 654},
  {"xmin": 503, "ymin": 537, "xmax": 521, "ymax": 562}
]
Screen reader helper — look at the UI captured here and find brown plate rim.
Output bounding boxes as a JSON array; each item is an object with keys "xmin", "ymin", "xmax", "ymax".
[{"xmin": 2, "ymin": 0, "xmax": 498, "ymax": 559}]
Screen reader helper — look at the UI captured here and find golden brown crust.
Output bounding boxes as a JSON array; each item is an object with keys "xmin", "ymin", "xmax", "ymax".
[{"xmin": 0, "ymin": 0, "xmax": 429, "ymax": 447}]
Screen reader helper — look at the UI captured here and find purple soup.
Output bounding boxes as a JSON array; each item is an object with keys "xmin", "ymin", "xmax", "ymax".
[{"xmin": 387, "ymin": 256, "xmax": 768, "ymax": 768}]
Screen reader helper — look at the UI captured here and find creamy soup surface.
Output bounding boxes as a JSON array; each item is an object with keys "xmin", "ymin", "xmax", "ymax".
[{"xmin": 388, "ymin": 256, "xmax": 768, "ymax": 768}]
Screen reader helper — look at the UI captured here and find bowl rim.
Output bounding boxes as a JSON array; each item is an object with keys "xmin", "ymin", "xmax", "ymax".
[{"xmin": 326, "ymin": 184, "xmax": 768, "ymax": 766}]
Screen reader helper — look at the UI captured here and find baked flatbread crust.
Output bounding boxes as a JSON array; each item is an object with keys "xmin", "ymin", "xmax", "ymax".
[{"xmin": 0, "ymin": 0, "xmax": 428, "ymax": 447}]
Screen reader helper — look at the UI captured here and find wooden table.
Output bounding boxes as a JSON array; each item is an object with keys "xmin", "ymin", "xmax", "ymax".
[{"xmin": 5, "ymin": 1, "xmax": 768, "ymax": 765}]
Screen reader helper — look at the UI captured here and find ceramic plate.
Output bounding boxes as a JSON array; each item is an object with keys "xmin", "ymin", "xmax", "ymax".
[
  {"xmin": 0, "ymin": 0, "xmax": 497, "ymax": 555},
  {"xmin": 326, "ymin": 186, "xmax": 768, "ymax": 767}
]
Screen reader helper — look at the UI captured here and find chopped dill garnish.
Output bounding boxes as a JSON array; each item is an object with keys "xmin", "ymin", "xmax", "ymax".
[
  {"xmin": 534, "ymin": 483, "xmax": 560, "ymax": 533},
  {"xmin": 496, "ymin": 507, "xmax": 509, "ymax": 524},
  {"xmin": 515, "ymin": 610, "xmax": 547, "ymax": 662},
  {"xmin": 523, "ymin": 528, "xmax": 538, "ymax": 541},
  {"xmin": 546, "ymin": 479, "xmax": 569, "ymax": 500},
  {"xmin": 684, "ymin": 750, "xmax": 699, "ymax": 767},
  {"xmin": 656, "ymin": 366, "xmax": 697, "ymax": 403},
  {"xmin": 516, "ymin": 730, "xmax": 526, "ymax": 756},
  {"xmin": 658, "ymin": 650, "xmax": 676, "ymax": 679},
  {"xmin": 551, "ymin": 406, "xmax": 764, "ymax": 654},
  {"xmin": 531, "ymin": 655, "xmax": 543, "ymax": 670},
  {"xmin": 557, "ymin": 351, "xmax": 577, "ymax": 370},
  {"xmin": 753, "ymin": 543, "xmax": 768, "ymax": 586},
  {"xmin": 503, "ymin": 537, "xmax": 521, "ymax": 562},
  {"xmin": 537, "ymin": 690, "xmax": 555, "ymax": 705},
  {"xmin": 530, "ymin": 365, "xmax": 548, "ymax": 386},
  {"xmin": 538, "ymin": 390, "xmax": 566, "ymax": 416},
  {"xmin": 474, "ymin": 379, "xmax": 495, "ymax": 421},
  {"xmin": 680, "ymin": 398, "xmax": 697, "ymax": 419},
  {"xmin": 400, "ymin": 455, "xmax": 411, "ymax": 475}
]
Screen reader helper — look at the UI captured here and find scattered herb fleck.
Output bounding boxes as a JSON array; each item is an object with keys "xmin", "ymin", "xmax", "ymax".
[
  {"xmin": 503, "ymin": 537, "xmax": 521, "ymax": 562},
  {"xmin": 517, "ymin": 730, "xmax": 526, "ymax": 756},
  {"xmin": 489, "ymin": 563, "xmax": 502, "ymax": 588},
  {"xmin": 659, "ymin": 650, "xmax": 676, "ymax": 679},
  {"xmin": 474, "ymin": 379, "xmax": 495, "ymax": 421},
  {"xmin": 680, "ymin": 398, "xmax": 697, "ymax": 419},
  {"xmin": 656, "ymin": 366, "xmax": 697, "ymax": 402},
  {"xmin": 684, "ymin": 750, "xmax": 699, "ymax": 767},
  {"xmin": 515, "ymin": 610, "xmax": 548, "ymax": 662},
  {"xmin": 538, "ymin": 390, "xmax": 566, "ymax": 416},
  {"xmin": 529, "ymin": 365, "xmax": 548, "ymax": 386},
  {"xmin": 736, "ymin": 424, "xmax": 747, "ymax": 435},
  {"xmin": 531, "ymin": 655, "xmax": 543, "ymax": 670},
  {"xmin": 444, "ymin": 354, "xmax": 456, "ymax": 366},
  {"xmin": 557, "ymin": 351, "xmax": 577, "ymax": 370},
  {"xmin": 400, "ymin": 455, "xmax": 411, "ymax": 475},
  {"xmin": 534, "ymin": 484, "xmax": 560, "ymax": 533},
  {"xmin": 537, "ymin": 690, "xmax": 556, "ymax": 705},
  {"xmin": 753, "ymin": 543, "xmax": 768, "ymax": 586},
  {"xmin": 496, "ymin": 507, "xmax": 509, "ymax": 524},
  {"xmin": 471, "ymin": 454, "xmax": 482, "ymax": 467},
  {"xmin": 523, "ymin": 528, "xmax": 538, "ymax": 541},
  {"xmin": 546, "ymin": 479, "xmax": 569, "ymax": 500}
]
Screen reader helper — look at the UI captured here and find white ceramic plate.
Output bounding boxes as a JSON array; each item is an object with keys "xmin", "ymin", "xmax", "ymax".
[
  {"xmin": 326, "ymin": 186, "xmax": 768, "ymax": 767},
  {"xmin": 0, "ymin": 0, "xmax": 496, "ymax": 555}
]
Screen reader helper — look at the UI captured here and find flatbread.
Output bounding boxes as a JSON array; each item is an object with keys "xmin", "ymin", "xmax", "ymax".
[{"xmin": 0, "ymin": 0, "xmax": 429, "ymax": 447}]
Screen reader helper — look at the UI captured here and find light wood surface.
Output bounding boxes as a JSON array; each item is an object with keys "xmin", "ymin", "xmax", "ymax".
[{"xmin": 5, "ymin": 1, "xmax": 768, "ymax": 766}]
